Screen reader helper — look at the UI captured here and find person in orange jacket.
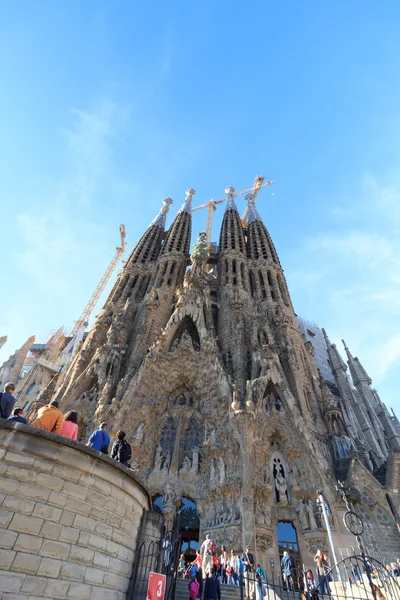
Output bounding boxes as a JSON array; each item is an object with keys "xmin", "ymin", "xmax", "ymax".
[{"xmin": 31, "ymin": 399, "xmax": 64, "ymax": 434}]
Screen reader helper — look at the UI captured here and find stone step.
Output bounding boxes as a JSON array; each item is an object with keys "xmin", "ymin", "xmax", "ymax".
[{"xmin": 174, "ymin": 578, "xmax": 242, "ymax": 599}]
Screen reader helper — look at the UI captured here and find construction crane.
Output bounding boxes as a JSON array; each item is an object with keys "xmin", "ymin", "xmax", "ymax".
[
  {"xmin": 71, "ymin": 224, "xmax": 126, "ymax": 337},
  {"xmin": 191, "ymin": 176, "xmax": 274, "ymax": 248}
]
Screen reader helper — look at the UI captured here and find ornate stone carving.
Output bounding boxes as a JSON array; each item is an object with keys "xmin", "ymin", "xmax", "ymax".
[{"xmin": 256, "ymin": 532, "xmax": 274, "ymax": 552}]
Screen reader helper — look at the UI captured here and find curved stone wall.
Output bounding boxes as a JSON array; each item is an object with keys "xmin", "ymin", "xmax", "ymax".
[{"xmin": 0, "ymin": 421, "xmax": 151, "ymax": 600}]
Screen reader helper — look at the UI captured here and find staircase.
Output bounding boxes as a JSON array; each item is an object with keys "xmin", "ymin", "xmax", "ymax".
[{"xmin": 174, "ymin": 578, "xmax": 242, "ymax": 599}]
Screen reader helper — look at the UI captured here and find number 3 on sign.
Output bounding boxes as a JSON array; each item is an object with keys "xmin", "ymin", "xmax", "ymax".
[{"xmin": 147, "ymin": 572, "xmax": 166, "ymax": 600}]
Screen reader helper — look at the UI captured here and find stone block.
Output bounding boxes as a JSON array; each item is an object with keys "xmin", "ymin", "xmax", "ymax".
[
  {"xmin": 0, "ymin": 461, "xmax": 8, "ymax": 475},
  {"xmin": 84, "ymin": 567, "xmax": 104, "ymax": 585},
  {"xmin": 0, "ymin": 549, "xmax": 16, "ymax": 569},
  {"xmin": 62, "ymin": 481, "xmax": 88, "ymax": 501},
  {"xmin": 32, "ymin": 502, "xmax": 63, "ymax": 522},
  {"xmin": 14, "ymin": 533, "xmax": 43, "ymax": 553},
  {"xmin": 0, "ymin": 509, "xmax": 14, "ymax": 527},
  {"xmin": 67, "ymin": 582, "xmax": 93, "ymax": 600},
  {"xmin": 93, "ymin": 478, "xmax": 112, "ymax": 496},
  {"xmin": 4, "ymin": 452, "xmax": 35, "ymax": 466},
  {"xmin": 89, "ymin": 507, "xmax": 109, "ymax": 522},
  {"xmin": 87, "ymin": 534, "xmax": 107, "ymax": 552},
  {"xmin": 39, "ymin": 521, "xmax": 62, "ymax": 540},
  {"xmin": 59, "ymin": 525, "xmax": 80, "ymax": 544},
  {"xmin": 17, "ymin": 483, "xmax": 50, "ymax": 503},
  {"xmin": 6, "ymin": 466, "xmax": 37, "ymax": 484},
  {"xmin": 21, "ymin": 575, "xmax": 48, "ymax": 595},
  {"xmin": 36, "ymin": 472, "xmax": 64, "ymax": 491},
  {"xmin": 60, "ymin": 510, "xmax": 75, "ymax": 526},
  {"xmin": 2, "ymin": 495, "xmax": 35, "ymax": 516},
  {"xmin": 8, "ymin": 514, "xmax": 43, "ymax": 535},
  {"xmin": 73, "ymin": 514, "xmax": 96, "ymax": 532},
  {"xmin": 32, "ymin": 458, "xmax": 54, "ymax": 474},
  {"xmin": 48, "ymin": 490, "xmax": 67, "ymax": 508},
  {"xmin": 108, "ymin": 556, "xmax": 125, "ymax": 574},
  {"xmin": 90, "ymin": 588, "xmax": 120, "ymax": 600},
  {"xmin": 0, "ymin": 570, "xmax": 25, "ymax": 592},
  {"xmin": 88, "ymin": 490, "xmax": 106, "ymax": 508},
  {"xmin": 107, "ymin": 512, "xmax": 122, "ymax": 528},
  {"xmin": 106, "ymin": 540, "xmax": 119, "ymax": 557},
  {"xmin": 111, "ymin": 528, "xmax": 128, "ymax": 547},
  {"xmin": 37, "ymin": 557, "xmax": 62, "ymax": 578},
  {"xmin": 43, "ymin": 579, "xmax": 70, "ymax": 598},
  {"xmin": 65, "ymin": 496, "xmax": 91, "ymax": 516},
  {"xmin": 78, "ymin": 531, "xmax": 90, "ymax": 546},
  {"xmin": 0, "ymin": 530, "xmax": 18, "ymax": 549},
  {"xmin": 56, "ymin": 465, "xmax": 81, "ymax": 483},
  {"xmin": 92, "ymin": 552, "xmax": 109, "ymax": 568},
  {"xmin": 103, "ymin": 570, "xmax": 128, "ymax": 591},
  {"xmin": 117, "ymin": 545, "xmax": 133, "ymax": 562},
  {"xmin": 0, "ymin": 479, "xmax": 19, "ymax": 494},
  {"xmin": 59, "ymin": 448, "xmax": 95, "ymax": 473},
  {"xmin": 12, "ymin": 552, "xmax": 42, "ymax": 574},
  {"xmin": 0, "ymin": 448, "xmax": 5, "ymax": 460},
  {"xmin": 41, "ymin": 539, "xmax": 71, "ymax": 560},
  {"xmin": 60, "ymin": 561, "xmax": 86, "ymax": 582},
  {"xmin": 79, "ymin": 473, "xmax": 96, "ymax": 487},
  {"xmin": 69, "ymin": 546, "xmax": 94, "ymax": 565},
  {"xmin": 94, "ymin": 521, "xmax": 112, "ymax": 538}
]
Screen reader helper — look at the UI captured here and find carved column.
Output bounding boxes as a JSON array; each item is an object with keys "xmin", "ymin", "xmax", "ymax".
[{"xmin": 234, "ymin": 408, "xmax": 256, "ymax": 549}]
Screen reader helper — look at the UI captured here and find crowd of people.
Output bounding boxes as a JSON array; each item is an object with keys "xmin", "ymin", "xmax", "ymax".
[{"xmin": 0, "ymin": 381, "xmax": 132, "ymax": 467}]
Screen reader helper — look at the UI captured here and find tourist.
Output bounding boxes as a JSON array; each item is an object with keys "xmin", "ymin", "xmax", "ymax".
[
  {"xmin": 87, "ymin": 422, "xmax": 110, "ymax": 454},
  {"xmin": 281, "ymin": 550, "xmax": 294, "ymax": 590},
  {"xmin": 237, "ymin": 553, "xmax": 245, "ymax": 586},
  {"xmin": 110, "ymin": 430, "xmax": 132, "ymax": 466},
  {"xmin": 61, "ymin": 410, "xmax": 78, "ymax": 440},
  {"xmin": 203, "ymin": 565, "xmax": 221, "ymax": 600},
  {"xmin": 178, "ymin": 552, "xmax": 186, "ymax": 577},
  {"xmin": 254, "ymin": 572, "xmax": 268, "ymax": 600},
  {"xmin": 191, "ymin": 549, "xmax": 203, "ymax": 574},
  {"xmin": 189, "ymin": 572, "xmax": 200, "ymax": 599},
  {"xmin": 228, "ymin": 550, "xmax": 238, "ymax": 585},
  {"xmin": 8, "ymin": 407, "xmax": 27, "ymax": 424},
  {"xmin": 0, "ymin": 382, "xmax": 16, "ymax": 419},
  {"xmin": 220, "ymin": 545, "xmax": 228, "ymax": 583},
  {"xmin": 305, "ymin": 568, "xmax": 319, "ymax": 600},
  {"xmin": 242, "ymin": 545, "xmax": 255, "ymax": 599},
  {"xmin": 31, "ymin": 399, "xmax": 64, "ymax": 434},
  {"xmin": 314, "ymin": 550, "xmax": 331, "ymax": 596},
  {"xmin": 256, "ymin": 563, "xmax": 266, "ymax": 581},
  {"xmin": 200, "ymin": 533, "xmax": 215, "ymax": 577}
]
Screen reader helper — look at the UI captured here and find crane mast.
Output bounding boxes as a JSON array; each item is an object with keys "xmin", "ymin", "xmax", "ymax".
[
  {"xmin": 191, "ymin": 176, "xmax": 274, "ymax": 248},
  {"xmin": 71, "ymin": 224, "xmax": 126, "ymax": 337}
]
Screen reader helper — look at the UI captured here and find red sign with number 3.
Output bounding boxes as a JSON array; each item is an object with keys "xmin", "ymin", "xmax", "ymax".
[{"xmin": 147, "ymin": 572, "xmax": 166, "ymax": 600}]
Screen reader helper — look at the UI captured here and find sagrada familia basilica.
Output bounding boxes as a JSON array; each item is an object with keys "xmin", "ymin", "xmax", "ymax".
[{"xmin": 2, "ymin": 185, "xmax": 400, "ymax": 571}]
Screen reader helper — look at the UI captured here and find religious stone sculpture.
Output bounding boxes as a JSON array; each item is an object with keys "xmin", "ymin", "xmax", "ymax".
[
  {"xmin": 179, "ymin": 455, "xmax": 191, "ymax": 474},
  {"xmin": 295, "ymin": 499, "xmax": 309, "ymax": 530},
  {"xmin": 307, "ymin": 499, "xmax": 318, "ymax": 530}
]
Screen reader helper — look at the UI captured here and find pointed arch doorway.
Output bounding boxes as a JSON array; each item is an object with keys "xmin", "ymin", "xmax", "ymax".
[
  {"xmin": 276, "ymin": 521, "xmax": 302, "ymax": 589},
  {"xmin": 177, "ymin": 497, "xmax": 200, "ymax": 562}
]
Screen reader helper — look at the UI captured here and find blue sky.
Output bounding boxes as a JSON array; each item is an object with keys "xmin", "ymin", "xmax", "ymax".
[{"xmin": 0, "ymin": 1, "xmax": 399, "ymax": 412}]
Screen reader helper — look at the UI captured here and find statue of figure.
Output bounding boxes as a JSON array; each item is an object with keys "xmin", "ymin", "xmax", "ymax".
[
  {"xmin": 154, "ymin": 444, "xmax": 162, "ymax": 470},
  {"xmin": 132, "ymin": 423, "xmax": 145, "ymax": 447},
  {"xmin": 208, "ymin": 427, "xmax": 217, "ymax": 446},
  {"xmin": 275, "ymin": 470, "xmax": 288, "ymax": 505},
  {"xmin": 189, "ymin": 232, "xmax": 209, "ymax": 275},
  {"xmin": 307, "ymin": 499, "xmax": 318, "ymax": 530},
  {"xmin": 190, "ymin": 447, "xmax": 199, "ymax": 474},
  {"xmin": 163, "ymin": 485, "xmax": 176, "ymax": 509},
  {"xmin": 210, "ymin": 459, "xmax": 216, "ymax": 484},
  {"xmin": 295, "ymin": 499, "xmax": 309, "ymax": 530},
  {"xmin": 179, "ymin": 455, "xmax": 191, "ymax": 474},
  {"xmin": 288, "ymin": 464, "xmax": 299, "ymax": 488},
  {"xmin": 218, "ymin": 456, "xmax": 225, "ymax": 485},
  {"xmin": 163, "ymin": 451, "xmax": 171, "ymax": 471}
]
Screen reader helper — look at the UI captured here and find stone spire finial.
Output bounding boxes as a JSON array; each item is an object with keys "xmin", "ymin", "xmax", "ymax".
[
  {"xmin": 178, "ymin": 188, "xmax": 196, "ymax": 214},
  {"xmin": 246, "ymin": 192, "xmax": 261, "ymax": 223},
  {"xmin": 225, "ymin": 186, "xmax": 237, "ymax": 211},
  {"xmin": 0, "ymin": 336, "xmax": 7, "ymax": 351},
  {"xmin": 342, "ymin": 340, "xmax": 372, "ymax": 385},
  {"xmin": 150, "ymin": 198, "xmax": 174, "ymax": 227}
]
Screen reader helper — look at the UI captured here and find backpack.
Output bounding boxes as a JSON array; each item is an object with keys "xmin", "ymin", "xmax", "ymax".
[
  {"xmin": 207, "ymin": 539, "xmax": 216, "ymax": 555},
  {"xmin": 118, "ymin": 440, "xmax": 132, "ymax": 463},
  {"xmin": 189, "ymin": 579, "xmax": 200, "ymax": 600}
]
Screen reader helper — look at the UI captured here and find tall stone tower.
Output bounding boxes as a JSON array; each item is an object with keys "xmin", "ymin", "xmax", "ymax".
[{"xmin": 57, "ymin": 186, "xmax": 400, "ymax": 569}]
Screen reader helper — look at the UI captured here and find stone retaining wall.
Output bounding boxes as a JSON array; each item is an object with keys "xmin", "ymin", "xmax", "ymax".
[{"xmin": 0, "ymin": 421, "xmax": 151, "ymax": 600}]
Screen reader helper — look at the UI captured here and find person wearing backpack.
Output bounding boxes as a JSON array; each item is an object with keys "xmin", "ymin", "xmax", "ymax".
[
  {"xmin": 87, "ymin": 422, "xmax": 110, "ymax": 454},
  {"xmin": 111, "ymin": 430, "xmax": 132, "ymax": 466},
  {"xmin": 0, "ymin": 382, "xmax": 16, "ymax": 420},
  {"xmin": 203, "ymin": 565, "xmax": 221, "ymax": 600}
]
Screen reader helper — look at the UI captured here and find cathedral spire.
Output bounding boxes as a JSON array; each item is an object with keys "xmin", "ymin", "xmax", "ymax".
[
  {"xmin": 219, "ymin": 186, "xmax": 245, "ymax": 254},
  {"xmin": 150, "ymin": 197, "xmax": 173, "ymax": 228},
  {"xmin": 162, "ymin": 188, "xmax": 193, "ymax": 255},
  {"xmin": 246, "ymin": 191, "xmax": 262, "ymax": 224},
  {"xmin": 342, "ymin": 340, "xmax": 372, "ymax": 386},
  {"xmin": 246, "ymin": 192, "xmax": 279, "ymax": 265},
  {"xmin": 322, "ymin": 329, "xmax": 347, "ymax": 372},
  {"xmin": 225, "ymin": 186, "xmax": 238, "ymax": 212}
]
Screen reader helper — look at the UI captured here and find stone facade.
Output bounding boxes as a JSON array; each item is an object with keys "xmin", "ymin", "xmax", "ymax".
[
  {"xmin": 0, "ymin": 421, "xmax": 152, "ymax": 599},
  {"xmin": 52, "ymin": 189, "xmax": 400, "ymax": 571}
]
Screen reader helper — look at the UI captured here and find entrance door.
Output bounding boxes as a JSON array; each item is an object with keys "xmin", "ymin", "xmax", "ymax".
[
  {"xmin": 276, "ymin": 521, "xmax": 302, "ymax": 590},
  {"xmin": 178, "ymin": 497, "xmax": 200, "ymax": 563}
]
